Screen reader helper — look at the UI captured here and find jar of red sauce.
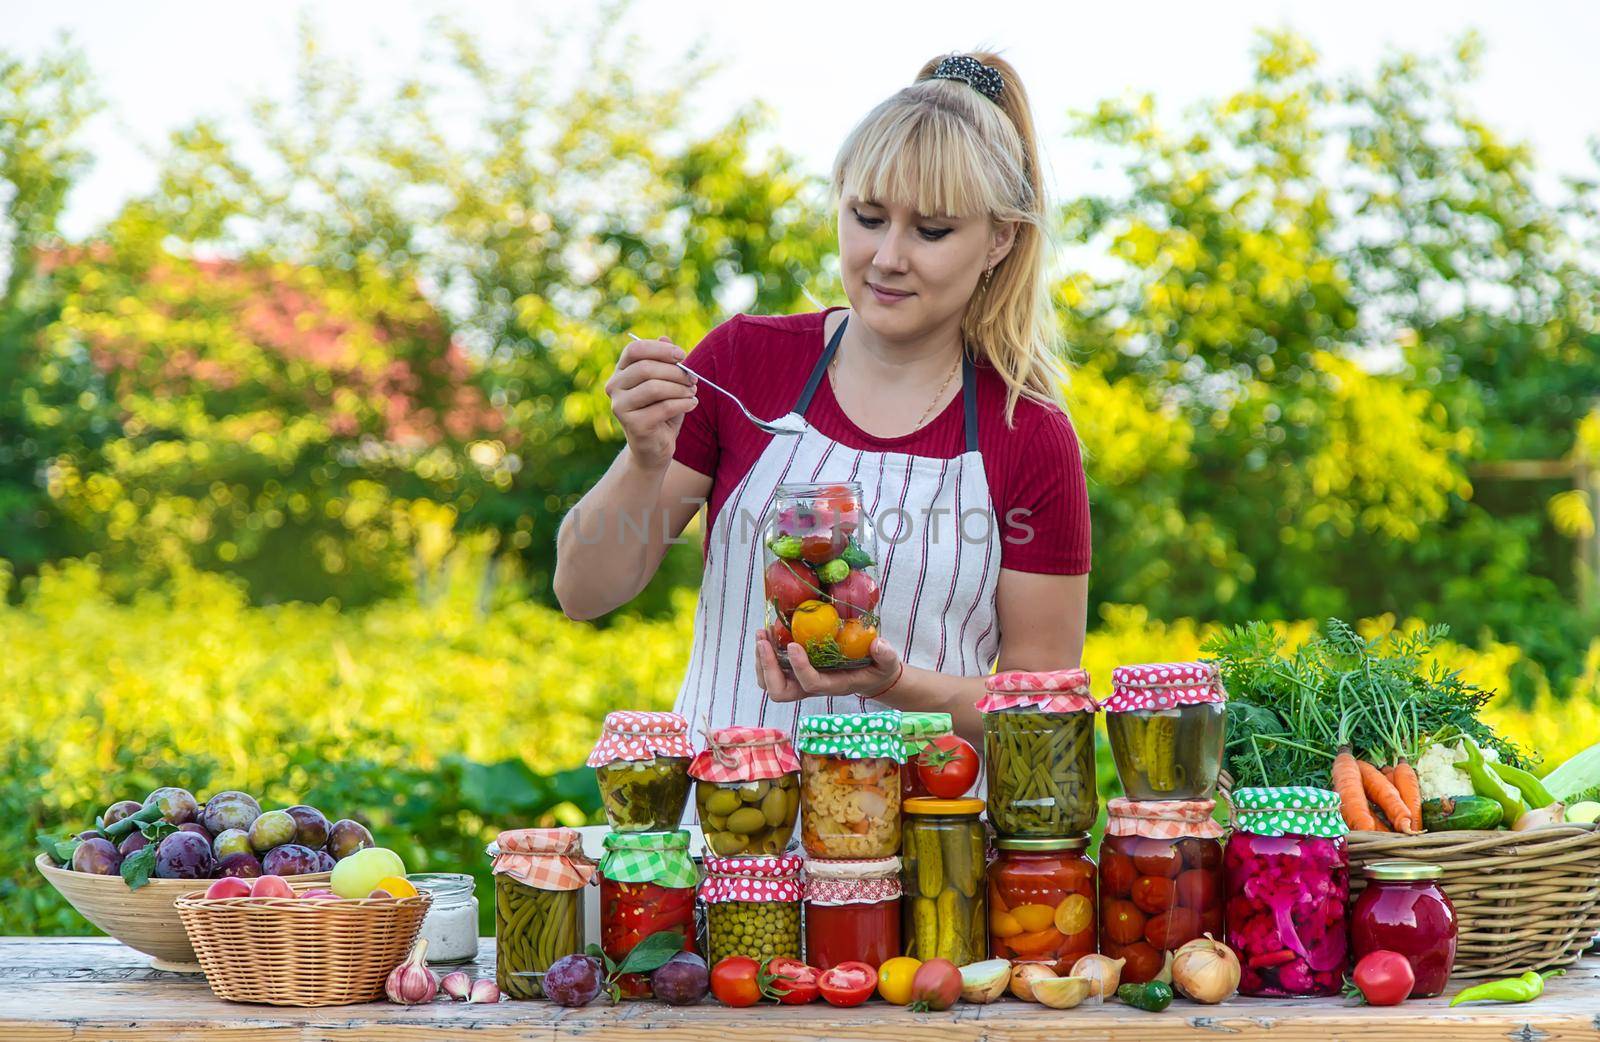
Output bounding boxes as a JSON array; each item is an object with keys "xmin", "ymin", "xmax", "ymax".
[
  {"xmin": 1100, "ymin": 797, "xmax": 1224, "ymax": 984},
  {"xmin": 803, "ymin": 857, "xmax": 902, "ymax": 970},
  {"xmin": 988, "ymin": 835, "xmax": 1096, "ymax": 967},
  {"xmin": 598, "ymin": 831, "xmax": 697, "ymax": 999},
  {"xmin": 1351, "ymin": 861, "xmax": 1457, "ymax": 998}
]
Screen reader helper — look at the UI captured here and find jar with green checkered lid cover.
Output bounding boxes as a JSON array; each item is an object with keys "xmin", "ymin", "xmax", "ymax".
[{"xmin": 798, "ymin": 712, "xmax": 905, "ymax": 859}]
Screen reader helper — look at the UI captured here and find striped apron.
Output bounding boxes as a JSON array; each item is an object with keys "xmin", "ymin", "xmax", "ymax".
[{"xmin": 673, "ymin": 316, "xmax": 1003, "ymax": 739}]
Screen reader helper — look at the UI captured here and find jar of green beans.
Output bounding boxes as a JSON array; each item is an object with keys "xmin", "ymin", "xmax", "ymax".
[
  {"xmin": 978, "ymin": 669, "xmax": 1098, "ymax": 837},
  {"xmin": 491, "ymin": 827, "xmax": 596, "ymax": 1001}
]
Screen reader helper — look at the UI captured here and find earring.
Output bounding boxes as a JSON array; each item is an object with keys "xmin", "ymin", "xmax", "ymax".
[{"xmin": 982, "ymin": 267, "xmax": 995, "ymax": 291}]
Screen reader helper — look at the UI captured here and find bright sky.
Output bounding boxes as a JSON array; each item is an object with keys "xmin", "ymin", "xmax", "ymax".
[{"xmin": 11, "ymin": 0, "xmax": 1600, "ymax": 242}]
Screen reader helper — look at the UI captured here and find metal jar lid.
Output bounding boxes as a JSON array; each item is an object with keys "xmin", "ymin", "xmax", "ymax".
[{"xmin": 1363, "ymin": 860, "xmax": 1444, "ymax": 882}]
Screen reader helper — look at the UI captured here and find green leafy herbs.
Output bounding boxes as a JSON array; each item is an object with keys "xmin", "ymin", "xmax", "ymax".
[
  {"xmin": 1203, "ymin": 619, "xmax": 1524, "ymax": 790},
  {"xmin": 117, "ymin": 821, "xmax": 179, "ymax": 890}
]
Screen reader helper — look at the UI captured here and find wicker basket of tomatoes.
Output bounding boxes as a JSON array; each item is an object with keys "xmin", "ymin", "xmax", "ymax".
[{"xmin": 763, "ymin": 482, "xmax": 881, "ymax": 673}]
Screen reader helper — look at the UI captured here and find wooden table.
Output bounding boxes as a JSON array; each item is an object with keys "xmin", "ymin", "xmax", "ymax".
[{"xmin": 3, "ymin": 937, "xmax": 1597, "ymax": 1041}]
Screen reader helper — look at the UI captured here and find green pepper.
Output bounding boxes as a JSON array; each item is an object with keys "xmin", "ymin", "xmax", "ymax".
[
  {"xmin": 1460, "ymin": 739, "xmax": 1528, "ymax": 824},
  {"xmin": 1116, "ymin": 980, "xmax": 1174, "ymax": 1012},
  {"xmin": 1449, "ymin": 969, "xmax": 1563, "ymax": 1006},
  {"xmin": 1489, "ymin": 761, "xmax": 1556, "ymax": 810}
]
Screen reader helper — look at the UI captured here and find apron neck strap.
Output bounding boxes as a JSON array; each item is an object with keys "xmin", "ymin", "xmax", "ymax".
[{"xmin": 795, "ymin": 313, "xmax": 980, "ymax": 453}]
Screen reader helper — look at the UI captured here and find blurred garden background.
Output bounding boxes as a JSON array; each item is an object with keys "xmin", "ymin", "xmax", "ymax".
[{"xmin": 4, "ymin": 2, "xmax": 1599, "ymax": 935}]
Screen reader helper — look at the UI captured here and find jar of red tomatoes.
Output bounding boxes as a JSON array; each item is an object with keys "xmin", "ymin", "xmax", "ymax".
[
  {"xmin": 1224, "ymin": 787, "xmax": 1350, "ymax": 998},
  {"xmin": 598, "ymin": 831, "xmax": 698, "ymax": 999},
  {"xmin": 988, "ymin": 835, "xmax": 1096, "ymax": 967},
  {"xmin": 1100, "ymin": 798, "xmax": 1224, "ymax": 984},
  {"xmin": 1104, "ymin": 662, "xmax": 1227, "ymax": 801},
  {"xmin": 764, "ymin": 482, "xmax": 882, "ymax": 673},
  {"xmin": 1351, "ymin": 861, "xmax": 1456, "ymax": 998},
  {"xmin": 803, "ymin": 857, "xmax": 902, "ymax": 970},
  {"xmin": 900, "ymin": 712, "xmax": 954, "ymax": 801}
]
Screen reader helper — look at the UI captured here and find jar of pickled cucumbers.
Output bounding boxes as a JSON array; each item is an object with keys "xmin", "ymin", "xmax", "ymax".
[
  {"xmin": 700, "ymin": 853, "xmax": 803, "ymax": 964},
  {"xmin": 797, "ymin": 711, "xmax": 905, "ymax": 859},
  {"xmin": 491, "ymin": 827, "xmax": 596, "ymax": 1000},
  {"xmin": 901, "ymin": 797, "xmax": 988, "ymax": 965},
  {"xmin": 978, "ymin": 669, "xmax": 1097, "ymax": 837},
  {"xmin": 599, "ymin": 830, "xmax": 698, "ymax": 999},
  {"xmin": 587, "ymin": 711, "xmax": 695, "ymax": 832},
  {"xmin": 691, "ymin": 726, "xmax": 801, "ymax": 857},
  {"xmin": 1104, "ymin": 662, "xmax": 1227, "ymax": 800},
  {"xmin": 1100, "ymin": 798, "xmax": 1224, "ymax": 984},
  {"xmin": 900, "ymin": 712, "xmax": 954, "ymax": 802},
  {"xmin": 803, "ymin": 857, "xmax": 902, "ymax": 970}
]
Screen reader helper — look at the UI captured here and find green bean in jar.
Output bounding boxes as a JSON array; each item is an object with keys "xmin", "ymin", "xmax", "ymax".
[{"xmin": 983, "ymin": 706, "xmax": 1097, "ymax": 836}]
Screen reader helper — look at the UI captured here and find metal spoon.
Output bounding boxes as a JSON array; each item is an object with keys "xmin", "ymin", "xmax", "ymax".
[{"xmin": 626, "ymin": 332, "xmax": 804, "ymax": 437}]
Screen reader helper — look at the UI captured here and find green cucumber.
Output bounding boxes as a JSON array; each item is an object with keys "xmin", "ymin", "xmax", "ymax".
[{"xmin": 1421, "ymin": 795, "xmax": 1503, "ymax": 832}]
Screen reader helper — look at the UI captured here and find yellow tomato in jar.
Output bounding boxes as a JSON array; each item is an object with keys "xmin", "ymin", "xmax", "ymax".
[
  {"xmin": 877, "ymin": 956, "xmax": 921, "ymax": 1005},
  {"xmin": 836, "ymin": 618, "xmax": 877, "ymax": 659},
  {"xmin": 990, "ymin": 908, "xmax": 1023, "ymax": 938},
  {"xmin": 1054, "ymin": 893, "xmax": 1093, "ymax": 935},
  {"xmin": 790, "ymin": 600, "xmax": 841, "ymax": 646},
  {"xmin": 1010, "ymin": 903, "xmax": 1057, "ymax": 934}
]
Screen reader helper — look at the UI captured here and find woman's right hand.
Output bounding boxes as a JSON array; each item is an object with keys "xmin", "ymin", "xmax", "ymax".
[{"xmin": 605, "ymin": 335, "xmax": 699, "ymax": 471}]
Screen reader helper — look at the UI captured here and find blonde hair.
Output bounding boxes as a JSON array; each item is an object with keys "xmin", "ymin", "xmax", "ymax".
[{"xmin": 830, "ymin": 51, "xmax": 1067, "ymax": 426}]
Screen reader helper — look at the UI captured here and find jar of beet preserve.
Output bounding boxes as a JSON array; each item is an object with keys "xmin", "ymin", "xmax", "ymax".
[{"xmin": 1351, "ymin": 861, "xmax": 1457, "ymax": 998}]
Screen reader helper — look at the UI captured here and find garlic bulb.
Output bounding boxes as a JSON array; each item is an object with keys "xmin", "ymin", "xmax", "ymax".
[
  {"xmin": 1171, "ymin": 934, "xmax": 1241, "ymax": 1004},
  {"xmin": 385, "ymin": 939, "xmax": 439, "ymax": 1005},
  {"xmin": 1068, "ymin": 954, "xmax": 1125, "ymax": 1002}
]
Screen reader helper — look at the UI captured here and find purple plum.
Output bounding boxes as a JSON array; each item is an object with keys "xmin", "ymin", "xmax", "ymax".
[
  {"xmin": 217, "ymin": 852, "xmax": 263, "ymax": 879},
  {"xmin": 103, "ymin": 800, "xmax": 143, "ymax": 827},
  {"xmin": 261, "ymin": 843, "xmax": 321, "ymax": 877},
  {"xmin": 284, "ymin": 805, "xmax": 330, "ymax": 849},
  {"xmin": 71, "ymin": 837, "xmax": 123, "ymax": 875},
  {"xmin": 325, "ymin": 819, "xmax": 374, "ymax": 860},
  {"xmin": 542, "ymin": 954, "xmax": 603, "ymax": 1006},
  {"xmin": 143, "ymin": 787, "xmax": 200, "ymax": 826},
  {"xmin": 314, "ymin": 850, "xmax": 336, "ymax": 873},
  {"xmin": 248, "ymin": 810, "xmax": 296, "ymax": 852},
  {"xmin": 153, "ymin": 831, "xmax": 215, "ymax": 879},
  {"xmin": 117, "ymin": 833, "xmax": 150, "ymax": 858},
  {"xmin": 213, "ymin": 828, "xmax": 252, "ymax": 859},
  {"xmin": 200, "ymin": 790, "xmax": 261, "ymax": 835},
  {"xmin": 651, "ymin": 951, "xmax": 709, "ymax": 1005}
]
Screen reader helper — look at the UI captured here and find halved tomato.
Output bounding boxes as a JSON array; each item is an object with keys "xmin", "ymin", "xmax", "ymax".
[
  {"xmin": 766, "ymin": 957, "xmax": 819, "ymax": 1005},
  {"xmin": 818, "ymin": 961, "xmax": 878, "ymax": 1007}
]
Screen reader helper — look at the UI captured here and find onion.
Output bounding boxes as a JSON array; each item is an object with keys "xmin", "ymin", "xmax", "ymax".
[
  {"xmin": 1171, "ymin": 934, "xmax": 1240, "ymax": 1004},
  {"xmin": 1512, "ymin": 803, "xmax": 1566, "ymax": 831},
  {"xmin": 1067, "ymin": 954, "xmax": 1124, "ymax": 1002}
]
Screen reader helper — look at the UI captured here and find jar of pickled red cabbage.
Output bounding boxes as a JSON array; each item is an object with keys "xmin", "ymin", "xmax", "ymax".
[
  {"xmin": 1104, "ymin": 661, "xmax": 1227, "ymax": 800},
  {"xmin": 797, "ymin": 711, "xmax": 904, "ymax": 859},
  {"xmin": 1224, "ymin": 787, "xmax": 1350, "ymax": 998},
  {"xmin": 587, "ymin": 711, "xmax": 694, "ymax": 832},
  {"xmin": 1351, "ymin": 861, "xmax": 1456, "ymax": 998},
  {"xmin": 988, "ymin": 835, "xmax": 1096, "ymax": 967},
  {"xmin": 978, "ymin": 669, "xmax": 1096, "ymax": 837},
  {"xmin": 1100, "ymin": 798, "xmax": 1224, "ymax": 984},
  {"xmin": 598, "ymin": 830, "xmax": 698, "ymax": 999},
  {"xmin": 803, "ymin": 857, "xmax": 902, "ymax": 970}
]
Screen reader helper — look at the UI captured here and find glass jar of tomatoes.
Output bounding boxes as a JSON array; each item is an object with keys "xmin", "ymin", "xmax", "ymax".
[
  {"xmin": 491, "ymin": 827, "xmax": 596, "ymax": 1000},
  {"xmin": 978, "ymin": 669, "xmax": 1097, "ymax": 837},
  {"xmin": 1104, "ymin": 662, "xmax": 1227, "ymax": 800},
  {"xmin": 700, "ymin": 853, "xmax": 803, "ymax": 965},
  {"xmin": 691, "ymin": 726, "xmax": 801, "ymax": 857},
  {"xmin": 1351, "ymin": 861, "xmax": 1456, "ymax": 998},
  {"xmin": 988, "ymin": 835, "xmax": 1096, "ymax": 967},
  {"xmin": 900, "ymin": 712, "xmax": 954, "ymax": 801},
  {"xmin": 1100, "ymin": 798, "xmax": 1224, "ymax": 984},
  {"xmin": 901, "ymin": 797, "xmax": 988, "ymax": 965},
  {"xmin": 587, "ymin": 711, "xmax": 695, "ymax": 833},
  {"xmin": 598, "ymin": 830, "xmax": 698, "ymax": 999},
  {"xmin": 1225, "ymin": 787, "xmax": 1350, "ymax": 998},
  {"xmin": 797, "ymin": 712, "xmax": 904, "ymax": 859},
  {"xmin": 764, "ymin": 482, "xmax": 882, "ymax": 673},
  {"xmin": 803, "ymin": 857, "xmax": 902, "ymax": 970}
]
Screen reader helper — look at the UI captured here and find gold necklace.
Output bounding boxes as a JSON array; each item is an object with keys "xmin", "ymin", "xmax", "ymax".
[{"xmin": 833, "ymin": 344, "xmax": 962, "ymax": 432}]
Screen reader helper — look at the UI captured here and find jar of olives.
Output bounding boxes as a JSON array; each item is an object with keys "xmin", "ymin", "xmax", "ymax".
[
  {"xmin": 587, "ymin": 711, "xmax": 695, "ymax": 832},
  {"xmin": 690, "ymin": 726, "xmax": 801, "ymax": 857},
  {"xmin": 491, "ymin": 827, "xmax": 596, "ymax": 1000},
  {"xmin": 1105, "ymin": 662, "xmax": 1227, "ymax": 800},
  {"xmin": 700, "ymin": 853, "xmax": 803, "ymax": 964}
]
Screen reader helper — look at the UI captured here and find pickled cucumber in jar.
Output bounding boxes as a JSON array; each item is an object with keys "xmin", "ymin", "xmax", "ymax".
[
  {"xmin": 596, "ymin": 757, "xmax": 692, "ymax": 832},
  {"xmin": 696, "ymin": 775, "xmax": 800, "ymax": 856}
]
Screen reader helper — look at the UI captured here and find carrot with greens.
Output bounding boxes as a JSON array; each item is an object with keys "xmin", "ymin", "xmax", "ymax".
[
  {"xmin": 1392, "ymin": 759, "xmax": 1423, "ymax": 827},
  {"xmin": 1333, "ymin": 748, "xmax": 1377, "ymax": 831},
  {"xmin": 1359, "ymin": 758, "xmax": 1414, "ymax": 833}
]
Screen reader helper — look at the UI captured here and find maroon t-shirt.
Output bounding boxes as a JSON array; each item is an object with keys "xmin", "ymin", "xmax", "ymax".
[{"xmin": 673, "ymin": 309, "xmax": 1091, "ymax": 575}]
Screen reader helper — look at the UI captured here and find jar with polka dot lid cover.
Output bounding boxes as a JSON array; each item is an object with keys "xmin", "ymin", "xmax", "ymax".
[
  {"xmin": 1104, "ymin": 661, "xmax": 1227, "ymax": 800},
  {"xmin": 699, "ymin": 852, "xmax": 803, "ymax": 964},
  {"xmin": 797, "ymin": 711, "xmax": 905, "ymax": 859},
  {"xmin": 1224, "ymin": 787, "xmax": 1350, "ymax": 998},
  {"xmin": 587, "ymin": 711, "xmax": 695, "ymax": 832}
]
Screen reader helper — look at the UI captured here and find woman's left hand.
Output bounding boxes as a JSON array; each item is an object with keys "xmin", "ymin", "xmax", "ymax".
[{"xmin": 753, "ymin": 628, "xmax": 903, "ymax": 702}]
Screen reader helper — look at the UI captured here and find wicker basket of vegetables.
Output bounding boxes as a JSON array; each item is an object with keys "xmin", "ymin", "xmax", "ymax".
[{"xmin": 1207, "ymin": 619, "xmax": 1600, "ymax": 979}]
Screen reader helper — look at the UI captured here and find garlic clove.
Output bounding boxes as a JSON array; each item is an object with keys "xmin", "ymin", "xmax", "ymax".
[
  {"xmin": 467, "ymin": 978, "xmax": 502, "ymax": 1004},
  {"xmin": 1068, "ymin": 954, "xmax": 1125, "ymax": 1002},
  {"xmin": 440, "ymin": 970, "xmax": 472, "ymax": 1001},
  {"xmin": 385, "ymin": 939, "xmax": 440, "ymax": 1005}
]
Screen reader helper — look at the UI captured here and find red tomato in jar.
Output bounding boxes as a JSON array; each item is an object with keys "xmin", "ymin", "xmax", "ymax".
[
  {"xmin": 914, "ymin": 736, "xmax": 980, "ymax": 799},
  {"xmin": 1103, "ymin": 899, "xmax": 1147, "ymax": 945},
  {"xmin": 1130, "ymin": 875, "xmax": 1175, "ymax": 915},
  {"xmin": 1177, "ymin": 836, "xmax": 1222, "ymax": 870},
  {"xmin": 1101, "ymin": 851, "xmax": 1138, "ymax": 897},
  {"xmin": 710, "ymin": 956, "xmax": 765, "ymax": 1007},
  {"xmin": 815, "ymin": 486, "xmax": 860, "ymax": 532},
  {"xmin": 799, "ymin": 530, "xmax": 847, "ymax": 564},
  {"xmin": 767, "ymin": 958, "xmax": 820, "ymax": 1005},
  {"xmin": 1176, "ymin": 869, "xmax": 1218, "ymax": 910},
  {"xmin": 765, "ymin": 560, "xmax": 820, "ymax": 616},
  {"xmin": 1144, "ymin": 907, "xmax": 1202, "ymax": 950},
  {"xmin": 1352, "ymin": 950, "xmax": 1415, "ymax": 1006},
  {"xmin": 826, "ymin": 569, "xmax": 880, "ymax": 620},
  {"xmin": 1132, "ymin": 842, "xmax": 1184, "ymax": 879},
  {"xmin": 1106, "ymin": 939, "xmax": 1165, "ymax": 984},
  {"xmin": 769, "ymin": 618, "xmax": 793, "ymax": 647},
  {"xmin": 817, "ymin": 962, "xmax": 878, "ymax": 1007}
]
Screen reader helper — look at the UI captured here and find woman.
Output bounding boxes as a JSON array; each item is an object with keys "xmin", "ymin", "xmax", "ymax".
[{"xmin": 554, "ymin": 52, "xmax": 1089, "ymax": 743}]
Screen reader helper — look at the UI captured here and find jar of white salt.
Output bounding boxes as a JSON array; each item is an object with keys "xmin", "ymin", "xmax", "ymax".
[{"xmin": 412, "ymin": 873, "xmax": 480, "ymax": 964}]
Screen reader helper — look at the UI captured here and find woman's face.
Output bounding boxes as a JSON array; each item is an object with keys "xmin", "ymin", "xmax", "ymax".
[{"xmin": 837, "ymin": 193, "xmax": 1014, "ymax": 340}]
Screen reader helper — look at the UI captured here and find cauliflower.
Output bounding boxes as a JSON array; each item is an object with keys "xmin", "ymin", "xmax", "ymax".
[{"xmin": 1415, "ymin": 741, "xmax": 1477, "ymax": 802}]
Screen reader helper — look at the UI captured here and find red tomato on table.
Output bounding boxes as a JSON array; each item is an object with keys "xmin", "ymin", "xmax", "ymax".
[
  {"xmin": 767, "ymin": 958, "xmax": 820, "ymax": 1005},
  {"xmin": 818, "ymin": 962, "xmax": 878, "ymax": 1007}
]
